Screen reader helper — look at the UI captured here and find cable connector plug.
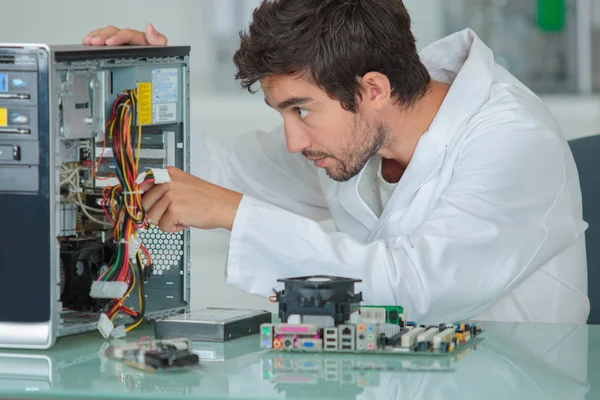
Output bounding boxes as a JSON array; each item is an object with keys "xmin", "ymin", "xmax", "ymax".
[
  {"xmin": 90, "ymin": 281, "xmax": 128, "ymax": 299},
  {"xmin": 97, "ymin": 313, "xmax": 114, "ymax": 339},
  {"xmin": 151, "ymin": 168, "xmax": 171, "ymax": 184},
  {"xmin": 111, "ymin": 325, "xmax": 127, "ymax": 339},
  {"xmin": 128, "ymin": 233, "xmax": 142, "ymax": 259}
]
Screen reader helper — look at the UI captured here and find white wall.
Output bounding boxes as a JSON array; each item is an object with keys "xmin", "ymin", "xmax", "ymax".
[{"xmin": 0, "ymin": 0, "xmax": 598, "ymax": 314}]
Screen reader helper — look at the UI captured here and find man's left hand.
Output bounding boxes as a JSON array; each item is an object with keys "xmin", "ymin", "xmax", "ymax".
[{"xmin": 141, "ymin": 166, "xmax": 243, "ymax": 232}]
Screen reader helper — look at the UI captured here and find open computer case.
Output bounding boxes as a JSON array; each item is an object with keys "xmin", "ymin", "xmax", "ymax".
[{"xmin": 0, "ymin": 44, "xmax": 191, "ymax": 349}]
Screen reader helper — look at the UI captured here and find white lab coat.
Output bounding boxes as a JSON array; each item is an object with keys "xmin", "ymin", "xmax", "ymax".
[{"xmin": 196, "ymin": 28, "xmax": 590, "ymax": 324}]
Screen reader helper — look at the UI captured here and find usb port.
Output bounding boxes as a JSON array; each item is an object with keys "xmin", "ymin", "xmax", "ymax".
[
  {"xmin": 326, "ymin": 344, "xmax": 337, "ymax": 349},
  {"xmin": 342, "ymin": 345, "xmax": 352, "ymax": 350},
  {"xmin": 326, "ymin": 338, "xmax": 336, "ymax": 342},
  {"xmin": 342, "ymin": 338, "xmax": 352, "ymax": 343}
]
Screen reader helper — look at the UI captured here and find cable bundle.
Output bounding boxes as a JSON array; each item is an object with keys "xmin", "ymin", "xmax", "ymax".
[{"xmin": 93, "ymin": 88, "xmax": 155, "ymax": 333}]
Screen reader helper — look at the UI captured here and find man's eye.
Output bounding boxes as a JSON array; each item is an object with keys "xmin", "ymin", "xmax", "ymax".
[{"xmin": 296, "ymin": 108, "xmax": 309, "ymax": 119}]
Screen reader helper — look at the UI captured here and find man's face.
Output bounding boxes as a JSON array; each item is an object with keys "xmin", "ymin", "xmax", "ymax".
[{"xmin": 261, "ymin": 74, "xmax": 390, "ymax": 182}]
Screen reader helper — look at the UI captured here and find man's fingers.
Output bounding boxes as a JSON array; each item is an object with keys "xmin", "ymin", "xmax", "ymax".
[
  {"xmin": 88, "ymin": 25, "xmax": 121, "ymax": 46},
  {"xmin": 82, "ymin": 28, "xmax": 103, "ymax": 45},
  {"xmin": 82, "ymin": 24, "xmax": 167, "ymax": 47},
  {"xmin": 106, "ymin": 28, "xmax": 149, "ymax": 46},
  {"xmin": 147, "ymin": 194, "xmax": 172, "ymax": 227},
  {"xmin": 165, "ymin": 165, "xmax": 182, "ymax": 178},
  {"xmin": 139, "ymin": 181, "xmax": 155, "ymax": 193},
  {"xmin": 158, "ymin": 208, "xmax": 176, "ymax": 232},
  {"xmin": 145, "ymin": 23, "xmax": 168, "ymax": 46},
  {"xmin": 158, "ymin": 209, "xmax": 186, "ymax": 233},
  {"xmin": 142, "ymin": 183, "xmax": 171, "ymax": 212}
]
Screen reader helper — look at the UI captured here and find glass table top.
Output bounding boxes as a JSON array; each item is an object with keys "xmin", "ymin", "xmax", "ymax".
[{"xmin": 0, "ymin": 320, "xmax": 597, "ymax": 399}]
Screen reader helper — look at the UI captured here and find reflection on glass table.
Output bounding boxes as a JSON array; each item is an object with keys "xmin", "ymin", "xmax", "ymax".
[{"xmin": 0, "ymin": 321, "xmax": 593, "ymax": 399}]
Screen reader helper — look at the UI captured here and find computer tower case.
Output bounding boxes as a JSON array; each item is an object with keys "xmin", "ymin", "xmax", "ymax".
[{"xmin": 0, "ymin": 44, "xmax": 191, "ymax": 348}]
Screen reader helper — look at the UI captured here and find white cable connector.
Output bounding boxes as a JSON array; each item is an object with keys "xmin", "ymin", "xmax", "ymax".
[
  {"xmin": 97, "ymin": 313, "xmax": 114, "ymax": 339},
  {"xmin": 111, "ymin": 325, "xmax": 127, "ymax": 339},
  {"xmin": 151, "ymin": 168, "xmax": 171, "ymax": 184},
  {"xmin": 90, "ymin": 281, "xmax": 128, "ymax": 299},
  {"xmin": 128, "ymin": 233, "xmax": 142, "ymax": 259},
  {"xmin": 135, "ymin": 172, "xmax": 147, "ymax": 185},
  {"xmin": 96, "ymin": 198, "xmax": 114, "ymax": 207},
  {"xmin": 135, "ymin": 168, "xmax": 171, "ymax": 186}
]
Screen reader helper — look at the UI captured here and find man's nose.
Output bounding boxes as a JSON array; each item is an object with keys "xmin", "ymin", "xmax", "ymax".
[{"xmin": 284, "ymin": 121, "xmax": 311, "ymax": 154}]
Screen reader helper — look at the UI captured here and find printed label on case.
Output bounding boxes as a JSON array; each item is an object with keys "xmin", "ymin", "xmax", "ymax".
[
  {"xmin": 137, "ymin": 82, "xmax": 152, "ymax": 125},
  {"xmin": 153, "ymin": 103, "xmax": 176, "ymax": 123},
  {"xmin": 152, "ymin": 68, "xmax": 178, "ymax": 103}
]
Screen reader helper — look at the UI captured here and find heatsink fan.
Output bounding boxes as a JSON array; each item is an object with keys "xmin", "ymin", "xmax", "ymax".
[
  {"xmin": 263, "ymin": 275, "xmax": 484, "ymax": 356},
  {"xmin": 275, "ymin": 275, "xmax": 363, "ymax": 327}
]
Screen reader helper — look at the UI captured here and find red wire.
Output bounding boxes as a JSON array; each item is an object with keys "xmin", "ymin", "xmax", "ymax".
[
  {"xmin": 119, "ymin": 307, "xmax": 138, "ymax": 317},
  {"xmin": 141, "ymin": 245, "xmax": 151, "ymax": 265}
]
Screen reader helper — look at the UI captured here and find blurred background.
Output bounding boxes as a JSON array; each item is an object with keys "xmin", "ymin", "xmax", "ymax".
[{"xmin": 0, "ymin": 0, "xmax": 598, "ymax": 312}]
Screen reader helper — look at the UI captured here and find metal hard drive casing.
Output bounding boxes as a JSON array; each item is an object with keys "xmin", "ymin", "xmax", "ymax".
[{"xmin": 154, "ymin": 308, "xmax": 272, "ymax": 342}]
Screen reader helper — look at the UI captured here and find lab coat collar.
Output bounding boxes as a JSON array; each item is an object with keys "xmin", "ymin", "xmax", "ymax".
[
  {"xmin": 343, "ymin": 29, "xmax": 496, "ymax": 234},
  {"xmin": 419, "ymin": 28, "xmax": 494, "ymax": 147}
]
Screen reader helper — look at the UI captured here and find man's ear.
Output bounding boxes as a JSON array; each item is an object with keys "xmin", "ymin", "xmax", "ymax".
[{"xmin": 358, "ymin": 72, "xmax": 392, "ymax": 111}]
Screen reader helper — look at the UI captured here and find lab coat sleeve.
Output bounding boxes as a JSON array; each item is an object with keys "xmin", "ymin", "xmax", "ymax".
[
  {"xmin": 193, "ymin": 124, "xmax": 330, "ymax": 221},
  {"xmin": 225, "ymin": 122, "xmax": 584, "ymax": 324}
]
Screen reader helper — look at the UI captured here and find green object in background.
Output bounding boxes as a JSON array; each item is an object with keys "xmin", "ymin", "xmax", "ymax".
[{"xmin": 537, "ymin": 0, "xmax": 566, "ymax": 31}]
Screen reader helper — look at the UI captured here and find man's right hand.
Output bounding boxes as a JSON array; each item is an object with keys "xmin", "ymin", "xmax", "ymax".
[{"xmin": 82, "ymin": 23, "xmax": 168, "ymax": 46}]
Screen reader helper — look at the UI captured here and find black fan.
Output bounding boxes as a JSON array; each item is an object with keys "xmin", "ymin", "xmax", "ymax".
[
  {"xmin": 275, "ymin": 275, "xmax": 362, "ymax": 326},
  {"xmin": 59, "ymin": 238, "xmax": 116, "ymax": 312}
]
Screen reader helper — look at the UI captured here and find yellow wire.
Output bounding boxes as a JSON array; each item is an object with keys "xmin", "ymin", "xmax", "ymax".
[
  {"xmin": 126, "ymin": 253, "xmax": 145, "ymax": 333},
  {"xmin": 132, "ymin": 90, "xmax": 144, "ymax": 220},
  {"xmin": 110, "ymin": 260, "xmax": 137, "ymax": 322},
  {"xmin": 117, "ymin": 96, "xmax": 140, "ymax": 220},
  {"xmin": 132, "ymin": 89, "xmax": 142, "ymax": 173},
  {"xmin": 119, "ymin": 101, "xmax": 132, "ymax": 194},
  {"xmin": 120, "ymin": 101, "xmax": 132, "ymax": 191},
  {"xmin": 101, "ymin": 90, "xmax": 146, "ymax": 334},
  {"xmin": 126, "ymin": 317, "xmax": 143, "ymax": 332},
  {"xmin": 107, "ymin": 90, "xmax": 147, "ymax": 333}
]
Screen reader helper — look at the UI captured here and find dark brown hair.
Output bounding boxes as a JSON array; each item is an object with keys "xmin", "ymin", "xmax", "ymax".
[{"xmin": 233, "ymin": 0, "xmax": 431, "ymax": 112}]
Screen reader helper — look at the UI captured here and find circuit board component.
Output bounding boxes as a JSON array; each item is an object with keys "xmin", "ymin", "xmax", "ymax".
[{"xmin": 261, "ymin": 316, "xmax": 482, "ymax": 355}]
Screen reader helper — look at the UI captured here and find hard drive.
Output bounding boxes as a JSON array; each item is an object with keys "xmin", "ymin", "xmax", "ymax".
[{"xmin": 154, "ymin": 308, "xmax": 272, "ymax": 342}]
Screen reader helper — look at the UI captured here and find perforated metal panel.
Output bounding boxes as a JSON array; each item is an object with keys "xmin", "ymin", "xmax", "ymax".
[{"xmin": 139, "ymin": 227, "xmax": 185, "ymax": 276}]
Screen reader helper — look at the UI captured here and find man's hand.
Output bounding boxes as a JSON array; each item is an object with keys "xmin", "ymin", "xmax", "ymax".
[
  {"xmin": 141, "ymin": 167, "xmax": 243, "ymax": 232},
  {"xmin": 82, "ymin": 23, "xmax": 168, "ymax": 46}
]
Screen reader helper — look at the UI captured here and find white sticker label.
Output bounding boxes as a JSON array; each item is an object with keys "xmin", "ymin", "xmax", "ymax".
[
  {"xmin": 153, "ymin": 103, "xmax": 177, "ymax": 123},
  {"xmin": 152, "ymin": 68, "xmax": 178, "ymax": 103}
]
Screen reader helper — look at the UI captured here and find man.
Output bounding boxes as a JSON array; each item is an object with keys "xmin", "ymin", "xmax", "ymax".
[{"xmin": 83, "ymin": 0, "xmax": 589, "ymax": 324}]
